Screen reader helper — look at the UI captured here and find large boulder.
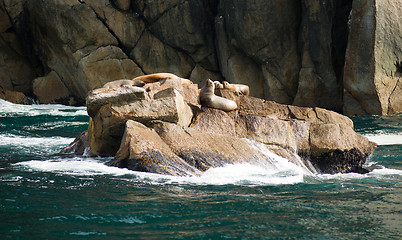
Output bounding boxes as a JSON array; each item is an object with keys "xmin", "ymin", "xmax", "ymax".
[
  {"xmin": 24, "ymin": 0, "xmax": 143, "ymax": 104},
  {"xmin": 86, "ymin": 84, "xmax": 146, "ymax": 117},
  {"xmin": 60, "ymin": 131, "xmax": 92, "ymax": 156},
  {"xmin": 32, "ymin": 71, "xmax": 73, "ymax": 104},
  {"xmin": 0, "ymin": 87, "xmax": 29, "ymax": 104},
  {"xmin": 86, "ymin": 78, "xmax": 196, "ymax": 156},
  {"xmin": 110, "ymin": 120, "xmax": 202, "ymax": 176},
  {"xmin": 309, "ymin": 123, "xmax": 376, "ymax": 173},
  {"xmin": 67, "ymin": 79, "xmax": 376, "ymax": 175}
]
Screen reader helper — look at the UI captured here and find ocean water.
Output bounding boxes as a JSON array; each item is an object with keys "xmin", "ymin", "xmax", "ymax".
[{"xmin": 0, "ymin": 99, "xmax": 401, "ymax": 239}]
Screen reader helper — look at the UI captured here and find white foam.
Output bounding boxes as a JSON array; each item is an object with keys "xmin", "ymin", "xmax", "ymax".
[
  {"xmin": 14, "ymin": 156, "xmax": 402, "ymax": 186},
  {"xmin": 316, "ymin": 166, "xmax": 402, "ymax": 182},
  {"xmin": 15, "ymin": 145, "xmax": 315, "ymax": 186},
  {"xmin": 317, "ymin": 172, "xmax": 366, "ymax": 181},
  {"xmin": 11, "ymin": 127, "xmax": 400, "ymax": 186},
  {"xmin": 244, "ymin": 138, "xmax": 316, "ymax": 175},
  {"xmin": 370, "ymin": 167, "xmax": 402, "ymax": 176},
  {"xmin": 176, "ymin": 163, "xmax": 307, "ymax": 185},
  {"xmin": 0, "ymin": 99, "xmax": 87, "ymax": 117},
  {"xmin": 13, "ymin": 137, "xmax": 321, "ymax": 185},
  {"xmin": 0, "ymin": 134, "xmax": 74, "ymax": 147},
  {"xmin": 364, "ymin": 133, "xmax": 402, "ymax": 145},
  {"xmin": 15, "ymin": 158, "xmax": 134, "ymax": 176},
  {"xmin": 22, "ymin": 121, "xmax": 87, "ymax": 131},
  {"xmin": 15, "ymin": 158, "xmax": 308, "ymax": 185}
]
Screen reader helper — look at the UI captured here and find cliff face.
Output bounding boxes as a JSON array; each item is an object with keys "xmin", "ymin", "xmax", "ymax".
[{"xmin": 0, "ymin": 0, "xmax": 401, "ymax": 115}]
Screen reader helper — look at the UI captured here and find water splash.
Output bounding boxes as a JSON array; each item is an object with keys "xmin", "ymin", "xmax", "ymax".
[
  {"xmin": 14, "ymin": 140, "xmax": 318, "ymax": 186},
  {"xmin": 0, "ymin": 99, "xmax": 87, "ymax": 117},
  {"xmin": 0, "ymin": 134, "xmax": 74, "ymax": 147},
  {"xmin": 363, "ymin": 132, "xmax": 402, "ymax": 145}
]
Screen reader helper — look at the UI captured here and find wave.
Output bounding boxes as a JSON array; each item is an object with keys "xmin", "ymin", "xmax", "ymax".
[
  {"xmin": 22, "ymin": 121, "xmax": 88, "ymax": 131},
  {"xmin": 0, "ymin": 99, "xmax": 87, "ymax": 117},
  {"xmin": 316, "ymin": 158, "xmax": 402, "ymax": 181},
  {"xmin": 13, "ymin": 153, "xmax": 402, "ymax": 186},
  {"xmin": 363, "ymin": 132, "xmax": 402, "ymax": 145},
  {"xmin": 14, "ymin": 157, "xmax": 402, "ymax": 186},
  {"xmin": 316, "ymin": 167, "xmax": 402, "ymax": 182},
  {"xmin": 14, "ymin": 158, "xmax": 310, "ymax": 185},
  {"xmin": 11, "ymin": 142, "xmax": 314, "ymax": 186},
  {"xmin": 14, "ymin": 158, "xmax": 132, "ymax": 176},
  {"xmin": 0, "ymin": 134, "xmax": 74, "ymax": 148}
]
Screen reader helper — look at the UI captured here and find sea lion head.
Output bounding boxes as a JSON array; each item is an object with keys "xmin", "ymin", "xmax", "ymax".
[
  {"xmin": 213, "ymin": 81, "xmax": 223, "ymax": 89},
  {"xmin": 206, "ymin": 79, "xmax": 215, "ymax": 90},
  {"xmin": 223, "ymin": 81, "xmax": 230, "ymax": 88}
]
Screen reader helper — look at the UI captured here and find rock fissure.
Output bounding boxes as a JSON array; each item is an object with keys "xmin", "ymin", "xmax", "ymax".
[
  {"xmin": 146, "ymin": 0, "xmax": 187, "ymax": 26},
  {"xmin": 387, "ymin": 78, "xmax": 400, "ymax": 114},
  {"xmin": 2, "ymin": 2, "xmax": 13, "ymax": 28},
  {"xmin": 86, "ymin": 4, "xmax": 130, "ymax": 57}
]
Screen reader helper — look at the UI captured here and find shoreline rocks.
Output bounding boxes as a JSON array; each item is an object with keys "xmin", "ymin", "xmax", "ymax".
[{"xmin": 62, "ymin": 76, "xmax": 377, "ymax": 176}]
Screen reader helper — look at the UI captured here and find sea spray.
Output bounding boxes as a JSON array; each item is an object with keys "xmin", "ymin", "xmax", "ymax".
[
  {"xmin": 243, "ymin": 138, "xmax": 317, "ymax": 174},
  {"xmin": 15, "ymin": 140, "xmax": 318, "ymax": 186},
  {"xmin": 0, "ymin": 99, "xmax": 87, "ymax": 117},
  {"xmin": 364, "ymin": 132, "xmax": 402, "ymax": 145}
]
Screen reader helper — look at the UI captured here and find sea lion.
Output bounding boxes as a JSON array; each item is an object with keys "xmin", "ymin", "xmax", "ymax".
[
  {"xmin": 199, "ymin": 79, "xmax": 237, "ymax": 111},
  {"xmin": 197, "ymin": 81, "xmax": 222, "ymax": 94},
  {"xmin": 133, "ymin": 73, "xmax": 193, "ymax": 85},
  {"xmin": 222, "ymin": 81, "xmax": 250, "ymax": 96},
  {"xmin": 103, "ymin": 79, "xmax": 145, "ymax": 89},
  {"xmin": 213, "ymin": 81, "xmax": 223, "ymax": 89}
]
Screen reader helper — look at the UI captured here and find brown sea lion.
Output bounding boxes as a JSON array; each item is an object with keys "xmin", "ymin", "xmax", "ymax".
[
  {"xmin": 222, "ymin": 81, "xmax": 250, "ymax": 96},
  {"xmin": 103, "ymin": 79, "xmax": 145, "ymax": 89},
  {"xmin": 213, "ymin": 81, "xmax": 223, "ymax": 89},
  {"xmin": 133, "ymin": 73, "xmax": 193, "ymax": 85},
  {"xmin": 199, "ymin": 79, "xmax": 237, "ymax": 111}
]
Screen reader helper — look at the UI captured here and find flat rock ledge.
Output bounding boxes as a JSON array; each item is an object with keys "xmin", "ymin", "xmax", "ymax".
[{"xmin": 61, "ymin": 78, "xmax": 377, "ymax": 176}]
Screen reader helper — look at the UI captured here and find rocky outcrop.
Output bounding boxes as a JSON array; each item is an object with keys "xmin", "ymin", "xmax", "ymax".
[
  {"xmin": 113, "ymin": 120, "xmax": 202, "ymax": 176},
  {"xmin": 85, "ymin": 79, "xmax": 197, "ymax": 156},
  {"xmin": 0, "ymin": 0, "xmax": 39, "ymax": 101},
  {"xmin": 0, "ymin": 87, "xmax": 29, "ymax": 104},
  {"xmin": 32, "ymin": 71, "xmax": 73, "ymax": 105},
  {"xmin": 62, "ymin": 77, "xmax": 376, "ymax": 176},
  {"xmin": 343, "ymin": 0, "xmax": 402, "ymax": 115},
  {"xmin": 0, "ymin": 0, "xmax": 400, "ymax": 115}
]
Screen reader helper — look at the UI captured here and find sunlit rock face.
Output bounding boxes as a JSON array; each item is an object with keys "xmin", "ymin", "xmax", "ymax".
[{"xmin": 63, "ymin": 78, "xmax": 376, "ymax": 176}]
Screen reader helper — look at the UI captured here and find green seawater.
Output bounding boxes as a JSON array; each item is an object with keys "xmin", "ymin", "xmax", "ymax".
[{"xmin": 1, "ymin": 99, "xmax": 401, "ymax": 239}]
